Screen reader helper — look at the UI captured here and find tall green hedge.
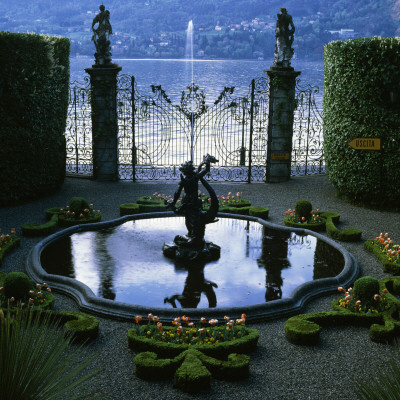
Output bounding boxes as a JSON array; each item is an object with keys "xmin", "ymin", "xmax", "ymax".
[
  {"xmin": 323, "ymin": 37, "xmax": 400, "ymax": 207},
  {"xmin": 0, "ymin": 32, "xmax": 70, "ymax": 206}
]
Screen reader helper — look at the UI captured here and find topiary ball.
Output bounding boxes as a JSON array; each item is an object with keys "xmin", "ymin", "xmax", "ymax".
[
  {"xmin": 69, "ymin": 197, "xmax": 90, "ymax": 214},
  {"xmin": 295, "ymin": 200, "xmax": 313, "ymax": 221},
  {"xmin": 353, "ymin": 276, "xmax": 380, "ymax": 302},
  {"xmin": 3, "ymin": 272, "xmax": 34, "ymax": 300}
]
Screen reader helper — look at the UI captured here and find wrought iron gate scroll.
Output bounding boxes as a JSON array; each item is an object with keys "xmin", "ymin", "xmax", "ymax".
[{"xmin": 116, "ymin": 75, "xmax": 270, "ymax": 182}]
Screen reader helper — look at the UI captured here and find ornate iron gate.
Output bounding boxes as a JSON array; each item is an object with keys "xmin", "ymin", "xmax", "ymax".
[
  {"xmin": 65, "ymin": 78, "xmax": 93, "ymax": 177},
  {"xmin": 65, "ymin": 75, "xmax": 324, "ymax": 181},
  {"xmin": 292, "ymin": 81, "xmax": 324, "ymax": 175},
  {"xmin": 116, "ymin": 75, "xmax": 270, "ymax": 182}
]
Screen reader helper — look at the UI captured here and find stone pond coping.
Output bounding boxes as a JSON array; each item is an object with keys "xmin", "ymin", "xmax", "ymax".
[{"xmin": 25, "ymin": 212, "xmax": 360, "ymax": 323}]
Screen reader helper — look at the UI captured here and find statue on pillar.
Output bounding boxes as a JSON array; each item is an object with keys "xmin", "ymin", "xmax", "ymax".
[
  {"xmin": 273, "ymin": 8, "xmax": 295, "ymax": 69},
  {"xmin": 91, "ymin": 4, "xmax": 113, "ymax": 66}
]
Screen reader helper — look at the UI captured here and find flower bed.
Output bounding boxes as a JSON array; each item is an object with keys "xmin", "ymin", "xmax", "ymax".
[
  {"xmin": 0, "ymin": 230, "xmax": 20, "ymax": 266},
  {"xmin": 283, "ymin": 200, "xmax": 361, "ymax": 241},
  {"xmin": 128, "ymin": 313, "xmax": 258, "ymax": 358},
  {"xmin": 0, "ymin": 272, "xmax": 55, "ymax": 311},
  {"xmin": 285, "ymin": 276, "xmax": 400, "ymax": 344},
  {"xmin": 364, "ymin": 233, "xmax": 400, "ymax": 274},
  {"xmin": 21, "ymin": 197, "xmax": 102, "ymax": 235},
  {"xmin": 129, "ymin": 313, "xmax": 257, "ymax": 393},
  {"xmin": 58, "ymin": 198, "xmax": 101, "ymax": 227},
  {"xmin": 0, "ymin": 272, "xmax": 99, "ymax": 343}
]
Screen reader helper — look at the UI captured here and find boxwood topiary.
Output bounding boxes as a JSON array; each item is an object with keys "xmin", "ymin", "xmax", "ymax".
[
  {"xmin": 353, "ymin": 276, "xmax": 380, "ymax": 302},
  {"xmin": 3, "ymin": 272, "xmax": 33, "ymax": 300},
  {"xmin": 295, "ymin": 200, "xmax": 312, "ymax": 221},
  {"xmin": 69, "ymin": 197, "xmax": 90, "ymax": 214},
  {"xmin": 323, "ymin": 37, "xmax": 400, "ymax": 208},
  {"xmin": 134, "ymin": 348, "xmax": 250, "ymax": 394}
]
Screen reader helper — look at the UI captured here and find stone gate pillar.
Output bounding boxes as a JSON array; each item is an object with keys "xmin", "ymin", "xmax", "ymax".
[
  {"xmin": 85, "ymin": 4, "xmax": 121, "ymax": 181},
  {"xmin": 85, "ymin": 65, "xmax": 121, "ymax": 181},
  {"xmin": 265, "ymin": 67, "xmax": 301, "ymax": 183}
]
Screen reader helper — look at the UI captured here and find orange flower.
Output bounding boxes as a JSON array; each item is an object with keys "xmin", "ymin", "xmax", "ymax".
[
  {"xmin": 241, "ymin": 313, "xmax": 247, "ymax": 320},
  {"xmin": 157, "ymin": 322, "xmax": 163, "ymax": 332},
  {"xmin": 134, "ymin": 315, "xmax": 142, "ymax": 324},
  {"xmin": 177, "ymin": 325, "xmax": 183, "ymax": 334}
]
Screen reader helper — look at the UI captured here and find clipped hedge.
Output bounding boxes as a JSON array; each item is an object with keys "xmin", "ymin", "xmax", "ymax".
[
  {"xmin": 325, "ymin": 217, "xmax": 362, "ymax": 242},
  {"xmin": 324, "ymin": 37, "xmax": 400, "ymax": 208},
  {"xmin": 285, "ymin": 277, "xmax": 400, "ymax": 344},
  {"xmin": 135, "ymin": 348, "xmax": 250, "ymax": 394},
  {"xmin": 0, "ymin": 32, "xmax": 70, "ymax": 206},
  {"xmin": 21, "ymin": 214, "xmax": 59, "ymax": 237},
  {"xmin": 0, "ymin": 235, "xmax": 20, "ymax": 267},
  {"xmin": 128, "ymin": 326, "xmax": 259, "ymax": 359},
  {"xmin": 249, "ymin": 206, "xmax": 269, "ymax": 220}
]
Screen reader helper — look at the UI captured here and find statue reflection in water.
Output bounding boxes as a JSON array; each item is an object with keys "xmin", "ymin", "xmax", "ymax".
[{"xmin": 164, "ymin": 262, "xmax": 218, "ymax": 308}]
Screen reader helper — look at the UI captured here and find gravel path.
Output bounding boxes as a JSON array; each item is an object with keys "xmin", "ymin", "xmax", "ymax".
[{"xmin": 1, "ymin": 175, "xmax": 399, "ymax": 400}]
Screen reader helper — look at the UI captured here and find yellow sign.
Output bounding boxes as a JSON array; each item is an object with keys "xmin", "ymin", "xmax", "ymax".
[
  {"xmin": 272, "ymin": 152, "xmax": 290, "ymax": 160},
  {"xmin": 348, "ymin": 138, "xmax": 381, "ymax": 150}
]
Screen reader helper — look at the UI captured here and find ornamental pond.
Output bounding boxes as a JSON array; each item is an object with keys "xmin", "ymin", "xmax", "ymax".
[{"xmin": 40, "ymin": 215, "xmax": 345, "ymax": 310}]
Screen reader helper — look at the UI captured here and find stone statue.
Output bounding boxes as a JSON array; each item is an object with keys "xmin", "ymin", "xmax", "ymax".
[
  {"xmin": 163, "ymin": 154, "xmax": 221, "ymax": 262},
  {"xmin": 273, "ymin": 8, "xmax": 295, "ymax": 68},
  {"xmin": 91, "ymin": 4, "xmax": 113, "ymax": 66}
]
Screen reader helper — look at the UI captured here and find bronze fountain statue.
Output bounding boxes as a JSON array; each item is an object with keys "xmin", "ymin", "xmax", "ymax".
[{"xmin": 163, "ymin": 154, "xmax": 221, "ymax": 262}]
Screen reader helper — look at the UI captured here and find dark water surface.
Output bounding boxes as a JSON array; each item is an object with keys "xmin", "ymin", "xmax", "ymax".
[{"xmin": 41, "ymin": 217, "xmax": 344, "ymax": 309}]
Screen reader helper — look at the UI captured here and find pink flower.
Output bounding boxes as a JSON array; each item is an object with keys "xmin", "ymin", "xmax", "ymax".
[
  {"xmin": 200, "ymin": 317, "xmax": 207, "ymax": 324},
  {"xmin": 224, "ymin": 315, "xmax": 230, "ymax": 321},
  {"xmin": 152, "ymin": 315, "xmax": 159, "ymax": 322},
  {"xmin": 177, "ymin": 325, "xmax": 183, "ymax": 334},
  {"xmin": 236, "ymin": 318, "xmax": 245, "ymax": 325},
  {"xmin": 187, "ymin": 322, "xmax": 195, "ymax": 328},
  {"xmin": 147, "ymin": 313, "xmax": 153, "ymax": 319},
  {"xmin": 9, "ymin": 297, "xmax": 15, "ymax": 303},
  {"xmin": 209, "ymin": 319, "xmax": 218, "ymax": 326},
  {"xmin": 356, "ymin": 300, "xmax": 361, "ymax": 306}
]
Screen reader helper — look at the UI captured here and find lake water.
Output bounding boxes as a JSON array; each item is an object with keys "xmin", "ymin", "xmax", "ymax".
[{"xmin": 70, "ymin": 57, "xmax": 324, "ymax": 106}]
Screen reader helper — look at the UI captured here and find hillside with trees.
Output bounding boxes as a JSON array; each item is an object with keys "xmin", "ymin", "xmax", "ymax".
[{"xmin": 0, "ymin": 0, "xmax": 398, "ymax": 59}]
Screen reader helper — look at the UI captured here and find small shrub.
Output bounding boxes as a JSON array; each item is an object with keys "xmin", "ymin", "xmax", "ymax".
[
  {"xmin": 353, "ymin": 276, "xmax": 380, "ymax": 303},
  {"xmin": 295, "ymin": 200, "xmax": 313, "ymax": 221},
  {"xmin": 3, "ymin": 272, "xmax": 33, "ymax": 301},
  {"xmin": 69, "ymin": 197, "xmax": 90, "ymax": 214}
]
